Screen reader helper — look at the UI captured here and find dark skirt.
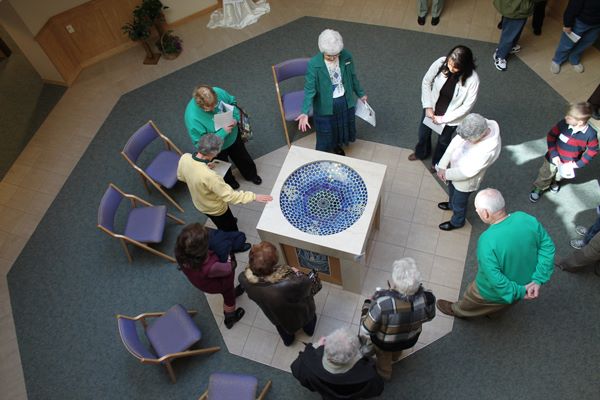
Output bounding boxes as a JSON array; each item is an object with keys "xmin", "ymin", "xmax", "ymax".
[{"xmin": 314, "ymin": 95, "xmax": 356, "ymax": 152}]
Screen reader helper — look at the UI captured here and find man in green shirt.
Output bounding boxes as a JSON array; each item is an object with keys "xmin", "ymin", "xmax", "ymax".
[{"xmin": 436, "ymin": 188, "xmax": 555, "ymax": 318}]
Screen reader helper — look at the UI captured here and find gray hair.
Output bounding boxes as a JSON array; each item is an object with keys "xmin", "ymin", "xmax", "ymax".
[
  {"xmin": 324, "ymin": 328, "xmax": 359, "ymax": 366},
  {"xmin": 197, "ymin": 133, "xmax": 223, "ymax": 155},
  {"xmin": 318, "ymin": 29, "xmax": 344, "ymax": 55},
  {"xmin": 474, "ymin": 188, "xmax": 506, "ymax": 214},
  {"xmin": 456, "ymin": 113, "xmax": 489, "ymax": 142},
  {"xmin": 391, "ymin": 257, "xmax": 422, "ymax": 295}
]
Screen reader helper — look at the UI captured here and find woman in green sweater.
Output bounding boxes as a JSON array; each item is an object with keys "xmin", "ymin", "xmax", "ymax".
[
  {"xmin": 296, "ymin": 29, "xmax": 367, "ymax": 156},
  {"xmin": 184, "ymin": 85, "xmax": 262, "ymax": 189}
]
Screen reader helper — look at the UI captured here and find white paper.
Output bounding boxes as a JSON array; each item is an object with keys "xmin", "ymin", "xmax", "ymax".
[
  {"xmin": 566, "ymin": 31, "xmax": 581, "ymax": 43},
  {"xmin": 214, "ymin": 103, "xmax": 235, "ymax": 131},
  {"xmin": 209, "ymin": 159, "xmax": 232, "ymax": 178},
  {"xmin": 423, "ymin": 116, "xmax": 445, "ymax": 135},
  {"xmin": 355, "ymin": 100, "xmax": 376, "ymax": 127},
  {"xmin": 558, "ymin": 162, "xmax": 575, "ymax": 179}
]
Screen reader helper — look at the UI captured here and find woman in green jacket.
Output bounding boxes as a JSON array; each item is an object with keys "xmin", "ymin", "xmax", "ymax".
[
  {"xmin": 296, "ymin": 29, "xmax": 367, "ymax": 155},
  {"xmin": 184, "ymin": 85, "xmax": 262, "ymax": 189}
]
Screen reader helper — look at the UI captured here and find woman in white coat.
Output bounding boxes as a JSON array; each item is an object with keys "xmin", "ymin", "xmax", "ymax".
[{"xmin": 408, "ymin": 45, "xmax": 480, "ymax": 171}]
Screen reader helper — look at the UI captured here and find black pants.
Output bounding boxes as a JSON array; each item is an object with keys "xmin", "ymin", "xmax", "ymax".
[
  {"xmin": 414, "ymin": 109, "xmax": 458, "ymax": 167},
  {"xmin": 588, "ymin": 83, "xmax": 600, "ymax": 108},
  {"xmin": 532, "ymin": 1, "xmax": 546, "ymax": 32},
  {"xmin": 208, "ymin": 207, "xmax": 239, "ymax": 232},
  {"xmin": 215, "ymin": 133, "xmax": 257, "ymax": 186}
]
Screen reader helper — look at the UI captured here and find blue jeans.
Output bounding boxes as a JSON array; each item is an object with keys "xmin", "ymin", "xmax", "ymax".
[
  {"xmin": 496, "ymin": 17, "xmax": 526, "ymax": 59},
  {"xmin": 552, "ymin": 19, "xmax": 600, "ymax": 65},
  {"xmin": 448, "ymin": 182, "xmax": 472, "ymax": 228},
  {"xmin": 584, "ymin": 214, "xmax": 600, "ymax": 245}
]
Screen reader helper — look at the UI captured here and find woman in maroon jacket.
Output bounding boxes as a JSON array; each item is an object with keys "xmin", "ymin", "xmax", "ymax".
[{"xmin": 175, "ymin": 223, "xmax": 246, "ymax": 329}]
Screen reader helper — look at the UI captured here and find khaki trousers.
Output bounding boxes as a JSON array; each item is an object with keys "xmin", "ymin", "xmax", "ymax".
[
  {"xmin": 451, "ymin": 282, "xmax": 512, "ymax": 318},
  {"xmin": 374, "ymin": 347, "xmax": 403, "ymax": 380},
  {"xmin": 533, "ymin": 158, "xmax": 560, "ymax": 191},
  {"xmin": 558, "ymin": 230, "xmax": 600, "ymax": 270}
]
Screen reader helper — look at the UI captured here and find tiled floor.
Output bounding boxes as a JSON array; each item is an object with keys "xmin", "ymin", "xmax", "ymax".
[
  {"xmin": 1, "ymin": 0, "xmax": 599, "ymax": 398},
  {"xmin": 204, "ymin": 135, "xmax": 467, "ymax": 372}
]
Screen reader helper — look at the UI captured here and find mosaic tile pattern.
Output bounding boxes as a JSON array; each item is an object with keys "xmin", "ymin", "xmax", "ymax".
[{"xmin": 279, "ymin": 161, "xmax": 368, "ymax": 235}]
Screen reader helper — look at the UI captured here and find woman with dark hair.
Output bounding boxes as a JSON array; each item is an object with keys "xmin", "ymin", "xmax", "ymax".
[
  {"xmin": 175, "ymin": 223, "xmax": 247, "ymax": 329},
  {"xmin": 238, "ymin": 241, "xmax": 317, "ymax": 346},
  {"xmin": 408, "ymin": 45, "xmax": 480, "ymax": 171}
]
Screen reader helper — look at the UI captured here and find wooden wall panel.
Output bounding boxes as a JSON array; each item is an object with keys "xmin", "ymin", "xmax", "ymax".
[{"xmin": 36, "ymin": 22, "xmax": 81, "ymax": 84}]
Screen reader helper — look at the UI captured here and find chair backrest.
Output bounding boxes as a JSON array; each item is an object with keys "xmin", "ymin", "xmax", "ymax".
[
  {"xmin": 123, "ymin": 122, "xmax": 159, "ymax": 164},
  {"xmin": 207, "ymin": 373, "xmax": 258, "ymax": 400},
  {"xmin": 273, "ymin": 58, "xmax": 310, "ymax": 83},
  {"xmin": 117, "ymin": 317, "xmax": 157, "ymax": 360},
  {"xmin": 98, "ymin": 184, "xmax": 124, "ymax": 233}
]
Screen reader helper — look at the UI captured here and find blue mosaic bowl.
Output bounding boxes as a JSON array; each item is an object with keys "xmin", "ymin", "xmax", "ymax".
[{"xmin": 280, "ymin": 161, "xmax": 368, "ymax": 235}]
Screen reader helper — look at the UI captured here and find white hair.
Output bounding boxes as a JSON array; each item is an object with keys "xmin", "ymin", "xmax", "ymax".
[
  {"xmin": 324, "ymin": 328, "xmax": 359, "ymax": 365},
  {"xmin": 475, "ymin": 188, "xmax": 506, "ymax": 214},
  {"xmin": 391, "ymin": 257, "xmax": 422, "ymax": 295},
  {"xmin": 318, "ymin": 29, "xmax": 344, "ymax": 55},
  {"xmin": 456, "ymin": 113, "xmax": 489, "ymax": 142}
]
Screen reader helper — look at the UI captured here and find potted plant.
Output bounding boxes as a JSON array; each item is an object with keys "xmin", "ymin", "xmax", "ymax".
[
  {"xmin": 134, "ymin": 0, "xmax": 169, "ymax": 36},
  {"xmin": 156, "ymin": 30, "xmax": 182, "ymax": 60},
  {"xmin": 122, "ymin": 18, "xmax": 161, "ymax": 65}
]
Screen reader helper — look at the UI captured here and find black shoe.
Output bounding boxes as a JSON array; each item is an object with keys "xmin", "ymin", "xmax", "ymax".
[
  {"xmin": 417, "ymin": 16, "xmax": 425, "ymax": 25},
  {"xmin": 224, "ymin": 307, "xmax": 245, "ymax": 329},
  {"xmin": 334, "ymin": 146, "xmax": 346, "ymax": 156},
  {"xmin": 431, "ymin": 17, "xmax": 440, "ymax": 25},
  {"xmin": 229, "ymin": 179, "xmax": 240, "ymax": 189},
  {"xmin": 439, "ymin": 221, "xmax": 460, "ymax": 231},
  {"xmin": 251, "ymin": 175, "xmax": 262, "ymax": 185},
  {"xmin": 497, "ymin": 20, "xmax": 502, "ymax": 30},
  {"xmin": 234, "ymin": 284, "xmax": 245, "ymax": 297},
  {"xmin": 437, "ymin": 202, "xmax": 451, "ymax": 211},
  {"xmin": 236, "ymin": 242, "xmax": 251, "ymax": 253},
  {"xmin": 533, "ymin": 28, "xmax": 542, "ymax": 36}
]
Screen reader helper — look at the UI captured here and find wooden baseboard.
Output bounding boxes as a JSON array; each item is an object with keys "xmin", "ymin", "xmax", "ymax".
[
  {"xmin": 41, "ymin": 79, "xmax": 69, "ymax": 87},
  {"xmin": 167, "ymin": 3, "xmax": 221, "ymax": 28}
]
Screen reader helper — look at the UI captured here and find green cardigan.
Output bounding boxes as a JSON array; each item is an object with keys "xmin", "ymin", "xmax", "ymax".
[
  {"xmin": 301, "ymin": 49, "xmax": 365, "ymax": 116},
  {"xmin": 475, "ymin": 212, "xmax": 555, "ymax": 304},
  {"xmin": 184, "ymin": 86, "xmax": 241, "ymax": 150}
]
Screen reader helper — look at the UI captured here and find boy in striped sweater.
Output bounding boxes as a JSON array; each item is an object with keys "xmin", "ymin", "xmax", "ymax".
[{"xmin": 529, "ymin": 102, "xmax": 598, "ymax": 203}]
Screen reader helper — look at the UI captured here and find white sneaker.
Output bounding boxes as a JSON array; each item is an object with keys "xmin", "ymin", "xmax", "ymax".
[
  {"xmin": 550, "ymin": 61, "xmax": 560, "ymax": 74},
  {"xmin": 510, "ymin": 44, "xmax": 521, "ymax": 54},
  {"xmin": 572, "ymin": 63, "xmax": 584, "ymax": 73},
  {"xmin": 575, "ymin": 225, "xmax": 588, "ymax": 236},
  {"xmin": 570, "ymin": 239, "xmax": 585, "ymax": 249},
  {"xmin": 494, "ymin": 57, "xmax": 507, "ymax": 71}
]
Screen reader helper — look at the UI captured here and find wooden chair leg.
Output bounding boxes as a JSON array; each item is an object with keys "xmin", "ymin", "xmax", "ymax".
[
  {"xmin": 120, "ymin": 239, "xmax": 133, "ymax": 263},
  {"xmin": 257, "ymin": 380, "xmax": 272, "ymax": 400},
  {"xmin": 164, "ymin": 361, "xmax": 176, "ymax": 383},
  {"xmin": 139, "ymin": 174, "xmax": 151, "ymax": 194},
  {"xmin": 198, "ymin": 390, "xmax": 208, "ymax": 400}
]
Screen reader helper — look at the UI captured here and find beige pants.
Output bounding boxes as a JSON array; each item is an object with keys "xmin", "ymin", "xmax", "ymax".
[
  {"xmin": 374, "ymin": 347, "xmax": 403, "ymax": 380},
  {"xmin": 533, "ymin": 158, "xmax": 560, "ymax": 191},
  {"xmin": 451, "ymin": 282, "xmax": 512, "ymax": 318}
]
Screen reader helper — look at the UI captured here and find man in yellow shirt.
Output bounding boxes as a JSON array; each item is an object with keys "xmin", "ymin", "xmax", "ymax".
[{"xmin": 177, "ymin": 134, "xmax": 272, "ymax": 231}]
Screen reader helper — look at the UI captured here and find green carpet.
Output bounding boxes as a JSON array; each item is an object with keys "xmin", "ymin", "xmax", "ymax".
[{"xmin": 7, "ymin": 17, "xmax": 600, "ymax": 399}]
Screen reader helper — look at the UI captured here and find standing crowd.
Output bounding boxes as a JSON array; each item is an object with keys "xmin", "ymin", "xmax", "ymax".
[{"xmin": 167, "ymin": 1, "xmax": 599, "ymax": 397}]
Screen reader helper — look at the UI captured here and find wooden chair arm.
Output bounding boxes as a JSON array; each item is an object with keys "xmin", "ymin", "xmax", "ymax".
[{"xmin": 157, "ymin": 346, "xmax": 220, "ymax": 363}]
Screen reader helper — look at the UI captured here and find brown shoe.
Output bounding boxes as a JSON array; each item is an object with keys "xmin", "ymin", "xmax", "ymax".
[
  {"xmin": 408, "ymin": 153, "xmax": 419, "ymax": 161},
  {"xmin": 436, "ymin": 299, "xmax": 455, "ymax": 316}
]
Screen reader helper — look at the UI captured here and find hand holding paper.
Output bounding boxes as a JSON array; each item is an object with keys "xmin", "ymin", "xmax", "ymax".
[{"xmin": 355, "ymin": 99, "xmax": 376, "ymax": 127}]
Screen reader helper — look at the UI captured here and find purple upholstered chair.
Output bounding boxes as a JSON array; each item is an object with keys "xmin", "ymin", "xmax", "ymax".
[
  {"xmin": 121, "ymin": 120, "xmax": 184, "ymax": 212},
  {"xmin": 271, "ymin": 58, "xmax": 313, "ymax": 148},
  {"xmin": 97, "ymin": 183, "xmax": 184, "ymax": 263},
  {"xmin": 198, "ymin": 372, "xmax": 272, "ymax": 400},
  {"xmin": 117, "ymin": 304, "xmax": 220, "ymax": 383}
]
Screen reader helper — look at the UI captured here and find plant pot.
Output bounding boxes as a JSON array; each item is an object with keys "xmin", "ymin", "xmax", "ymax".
[
  {"xmin": 141, "ymin": 39, "xmax": 160, "ymax": 65},
  {"xmin": 162, "ymin": 51, "xmax": 181, "ymax": 60}
]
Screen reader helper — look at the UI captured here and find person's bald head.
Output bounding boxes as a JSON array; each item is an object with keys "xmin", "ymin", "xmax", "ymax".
[{"xmin": 474, "ymin": 188, "xmax": 507, "ymax": 224}]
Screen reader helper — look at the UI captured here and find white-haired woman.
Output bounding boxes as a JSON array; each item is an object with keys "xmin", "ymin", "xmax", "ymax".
[
  {"xmin": 436, "ymin": 113, "xmax": 501, "ymax": 231},
  {"xmin": 291, "ymin": 328, "xmax": 384, "ymax": 399},
  {"xmin": 177, "ymin": 134, "xmax": 272, "ymax": 232},
  {"xmin": 360, "ymin": 258, "xmax": 436, "ymax": 380},
  {"xmin": 296, "ymin": 29, "xmax": 367, "ymax": 155}
]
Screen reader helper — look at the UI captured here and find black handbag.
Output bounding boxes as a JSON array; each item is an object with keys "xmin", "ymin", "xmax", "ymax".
[
  {"xmin": 307, "ymin": 269, "xmax": 322, "ymax": 295},
  {"xmin": 237, "ymin": 106, "xmax": 253, "ymax": 142}
]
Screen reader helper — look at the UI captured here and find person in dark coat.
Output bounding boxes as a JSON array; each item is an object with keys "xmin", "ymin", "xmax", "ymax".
[
  {"xmin": 175, "ymin": 223, "xmax": 247, "ymax": 329},
  {"xmin": 291, "ymin": 328, "xmax": 384, "ymax": 400},
  {"xmin": 238, "ymin": 241, "xmax": 317, "ymax": 346}
]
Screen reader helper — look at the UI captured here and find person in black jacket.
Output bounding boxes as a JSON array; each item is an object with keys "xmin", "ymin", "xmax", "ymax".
[
  {"xmin": 550, "ymin": 0, "xmax": 600, "ymax": 74},
  {"xmin": 238, "ymin": 241, "xmax": 317, "ymax": 346},
  {"xmin": 291, "ymin": 328, "xmax": 384, "ymax": 400}
]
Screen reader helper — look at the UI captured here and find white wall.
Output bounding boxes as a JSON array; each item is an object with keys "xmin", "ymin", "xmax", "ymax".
[{"xmin": 0, "ymin": 0, "xmax": 63, "ymax": 82}]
